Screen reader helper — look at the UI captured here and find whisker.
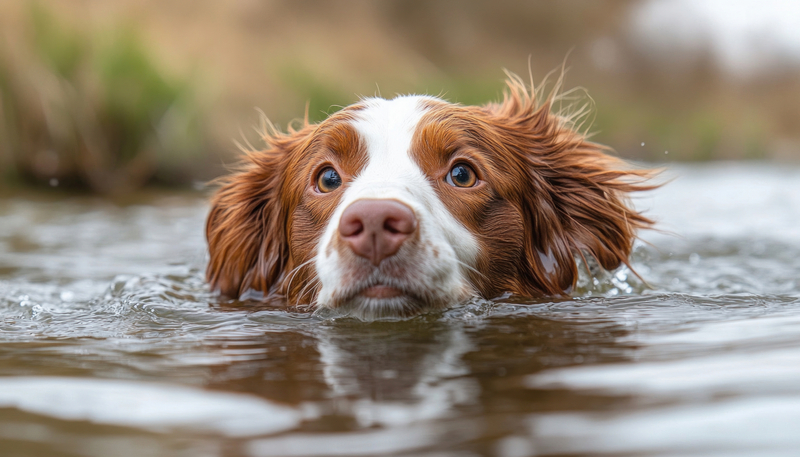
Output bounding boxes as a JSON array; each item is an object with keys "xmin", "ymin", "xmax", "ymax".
[
  {"xmin": 284, "ymin": 258, "xmax": 316, "ymax": 298},
  {"xmin": 455, "ymin": 259, "xmax": 487, "ymax": 280},
  {"xmin": 296, "ymin": 277, "xmax": 321, "ymax": 307}
]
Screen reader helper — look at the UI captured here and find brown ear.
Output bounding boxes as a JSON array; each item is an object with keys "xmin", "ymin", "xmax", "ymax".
[
  {"xmin": 484, "ymin": 75, "xmax": 657, "ymax": 295},
  {"xmin": 205, "ymin": 125, "xmax": 311, "ymax": 298}
]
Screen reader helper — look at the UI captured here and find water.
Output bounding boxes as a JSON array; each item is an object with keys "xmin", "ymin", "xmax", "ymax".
[{"xmin": 1, "ymin": 162, "xmax": 799, "ymax": 456}]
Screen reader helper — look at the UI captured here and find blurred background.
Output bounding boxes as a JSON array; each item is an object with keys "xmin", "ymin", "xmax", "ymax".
[{"xmin": 1, "ymin": 0, "xmax": 799, "ymax": 194}]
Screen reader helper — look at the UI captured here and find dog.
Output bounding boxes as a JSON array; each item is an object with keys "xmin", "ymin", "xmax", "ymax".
[{"xmin": 206, "ymin": 74, "xmax": 655, "ymax": 319}]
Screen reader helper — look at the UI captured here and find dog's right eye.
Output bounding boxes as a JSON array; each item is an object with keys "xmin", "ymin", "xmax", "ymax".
[{"xmin": 316, "ymin": 167, "xmax": 342, "ymax": 193}]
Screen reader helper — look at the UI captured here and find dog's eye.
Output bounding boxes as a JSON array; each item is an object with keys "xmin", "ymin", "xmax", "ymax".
[
  {"xmin": 316, "ymin": 167, "xmax": 342, "ymax": 193},
  {"xmin": 446, "ymin": 164, "xmax": 478, "ymax": 188}
]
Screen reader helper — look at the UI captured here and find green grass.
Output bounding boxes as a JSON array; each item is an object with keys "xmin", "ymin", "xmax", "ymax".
[{"xmin": 0, "ymin": 3, "xmax": 207, "ymax": 193}]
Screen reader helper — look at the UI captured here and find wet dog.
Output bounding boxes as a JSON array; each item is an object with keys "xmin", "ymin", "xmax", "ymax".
[{"xmin": 206, "ymin": 74, "xmax": 655, "ymax": 318}]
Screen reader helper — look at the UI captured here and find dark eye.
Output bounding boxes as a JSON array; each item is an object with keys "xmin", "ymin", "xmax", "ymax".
[
  {"xmin": 316, "ymin": 167, "xmax": 342, "ymax": 193},
  {"xmin": 446, "ymin": 163, "xmax": 478, "ymax": 188}
]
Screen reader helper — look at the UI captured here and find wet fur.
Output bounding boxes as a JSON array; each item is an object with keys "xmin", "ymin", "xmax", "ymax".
[{"xmin": 206, "ymin": 74, "xmax": 656, "ymax": 306}]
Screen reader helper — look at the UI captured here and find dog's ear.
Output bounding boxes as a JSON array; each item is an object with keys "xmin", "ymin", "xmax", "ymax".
[
  {"xmin": 483, "ymin": 75, "xmax": 657, "ymax": 295},
  {"xmin": 206, "ymin": 124, "xmax": 312, "ymax": 298}
]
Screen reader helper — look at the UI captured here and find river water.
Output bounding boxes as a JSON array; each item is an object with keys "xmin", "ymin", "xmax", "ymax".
[{"xmin": 1, "ymin": 162, "xmax": 799, "ymax": 456}]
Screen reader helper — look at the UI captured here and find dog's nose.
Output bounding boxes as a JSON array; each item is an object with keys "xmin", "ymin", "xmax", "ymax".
[{"xmin": 339, "ymin": 199, "xmax": 417, "ymax": 266}]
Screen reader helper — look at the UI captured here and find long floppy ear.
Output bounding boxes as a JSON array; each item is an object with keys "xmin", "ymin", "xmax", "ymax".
[
  {"xmin": 205, "ymin": 123, "xmax": 312, "ymax": 298},
  {"xmin": 484, "ymin": 74, "xmax": 658, "ymax": 295}
]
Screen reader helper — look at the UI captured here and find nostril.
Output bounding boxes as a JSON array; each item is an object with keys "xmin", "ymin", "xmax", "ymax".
[
  {"xmin": 339, "ymin": 216, "xmax": 364, "ymax": 238},
  {"xmin": 384, "ymin": 218, "xmax": 401, "ymax": 234},
  {"xmin": 348, "ymin": 221, "xmax": 364, "ymax": 237},
  {"xmin": 384, "ymin": 214, "xmax": 417, "ymax": 236}
]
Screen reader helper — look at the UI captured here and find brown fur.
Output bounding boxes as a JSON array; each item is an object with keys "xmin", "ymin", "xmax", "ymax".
[
  {"xmin": 205, "ymin": 109, "xmax": 366, "ymax": 300},
  {"xmin": 206, "ymin": 75, "xmax": 656, "ymax": 304},
  {"xmin": 410, "ymin": 77, "xmax": 656, "ymax": 297}
]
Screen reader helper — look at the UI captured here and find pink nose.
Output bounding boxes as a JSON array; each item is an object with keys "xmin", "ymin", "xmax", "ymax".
[{"xmin": 338, "ymin": 199, "xmax": 417, "ymax": 266}]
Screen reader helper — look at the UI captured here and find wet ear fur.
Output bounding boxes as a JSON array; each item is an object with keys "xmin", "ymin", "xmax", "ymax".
[
  {"xmin": 205, "ymin": 121, "xmax": 313, "ymax": 298},
  {"xmin": 484, "ymin": 73, "xmax": 658, "ymax": 295}
]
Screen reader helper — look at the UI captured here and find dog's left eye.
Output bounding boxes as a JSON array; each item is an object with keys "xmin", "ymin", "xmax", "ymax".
[
  {"xmin": 316, "ymin": 167, "xmax": 342, "ymax": 193},
  {"xmin": 446, "ymin": 163, "xmax": 478, "ymax": 188}
]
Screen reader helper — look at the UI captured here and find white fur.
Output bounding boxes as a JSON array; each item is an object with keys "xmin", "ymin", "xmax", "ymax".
[{"xmin": 314, "ymin": 96, "xmax": 479, "ymax": 315}]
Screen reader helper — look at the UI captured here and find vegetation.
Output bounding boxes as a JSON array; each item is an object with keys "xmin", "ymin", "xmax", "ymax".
[
  {"xmin": 1, "ymin": 1, "xmax": 799, "ymax": 194},
  {"xmin": 0, "ymin": 4, "xmax": 208, "ymax": 193}
]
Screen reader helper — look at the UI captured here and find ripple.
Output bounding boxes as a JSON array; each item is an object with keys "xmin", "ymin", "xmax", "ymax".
[
  {"xmin": 0, "ymin": 377, "xmax": 301, "ymax": 437},
  {"xmin": 3, "ymin": 167, "xmax": 800, "ymax": 456}
]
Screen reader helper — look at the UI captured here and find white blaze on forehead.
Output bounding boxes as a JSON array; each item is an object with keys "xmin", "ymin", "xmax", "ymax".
[{"xmin": 349, "ymin": 95, "xmax": 432, "ymax": 198}]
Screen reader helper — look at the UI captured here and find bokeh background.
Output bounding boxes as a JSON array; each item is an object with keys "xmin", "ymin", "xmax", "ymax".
[{"xmin": 2, "ymin": 0, "xmax": 799, "ymax": 194}]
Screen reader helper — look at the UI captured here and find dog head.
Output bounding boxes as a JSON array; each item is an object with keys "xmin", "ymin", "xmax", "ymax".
[{"xmin": 206, "ymin": 75, "xmax": 655, "ymax": 318}]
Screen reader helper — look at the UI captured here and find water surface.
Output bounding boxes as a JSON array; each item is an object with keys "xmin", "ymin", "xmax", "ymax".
[{"xmin": 1, "ymin": 163, "xmax": 799, "ymax": 456}]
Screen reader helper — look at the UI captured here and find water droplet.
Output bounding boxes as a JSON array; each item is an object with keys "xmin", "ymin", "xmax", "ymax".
[
  {"xmin": 640, "ymin": 142, "xmax": 645, "ymax": 146},
  {"xmin": 665, "ymin": 150, "xmax": 669, "ymax": 154},
  {"xmin": 49, "ymin": 178, "xmax": 59, "ymax": 187}
]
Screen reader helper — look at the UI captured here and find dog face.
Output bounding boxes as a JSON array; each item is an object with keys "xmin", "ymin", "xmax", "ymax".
[{"xmin": 206, "ymin": 76, "xmax": 655, "ymax": 318}]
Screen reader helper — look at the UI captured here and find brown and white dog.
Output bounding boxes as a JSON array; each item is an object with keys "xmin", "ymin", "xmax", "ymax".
[{"xmin": 206, "ymin": 75, "xmax": 655, "ymax": 319}]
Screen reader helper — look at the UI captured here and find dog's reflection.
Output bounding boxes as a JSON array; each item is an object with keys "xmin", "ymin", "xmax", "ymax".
[
  {"xmin": 314, "ymin": 320, "xmax": 478, "ymax": 426},
  {"xmin": 203, "ymin": 316, "xmax": 479, "ymax": 427},
  {"xmin": 206, "ymin": 298, "xmax": 640, "ymax": 433}
]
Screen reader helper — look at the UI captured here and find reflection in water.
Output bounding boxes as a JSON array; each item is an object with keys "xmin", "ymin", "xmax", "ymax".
[
  {"xmin": 2, "ymin": 164, "xmax": 800, "ymax": 456},
  {"xmin": 315, "ymin": 322, "xmax": 477, "ymax": 426}
]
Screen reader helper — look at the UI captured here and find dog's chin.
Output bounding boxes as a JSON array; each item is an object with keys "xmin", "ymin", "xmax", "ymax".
[
  {"xmin": 312, "ymin": 267, "xmax": 476, "ymax": 320},
  {"xmin": 338, "ymin": 295, "xmax": 431, "ymax": 320},
  {"xmin": 315, "ymin": 287, "xmax": 451, "ymax": 321}
]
